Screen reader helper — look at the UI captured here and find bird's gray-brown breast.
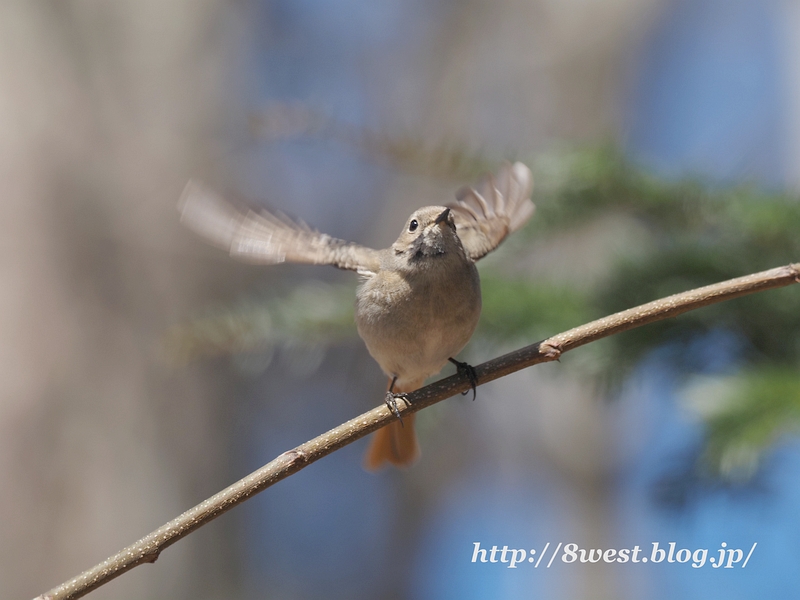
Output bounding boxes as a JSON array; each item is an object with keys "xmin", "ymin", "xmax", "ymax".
[{"xmin": 354, "ymin": 248, "xmax": 481, "ymax": 385}]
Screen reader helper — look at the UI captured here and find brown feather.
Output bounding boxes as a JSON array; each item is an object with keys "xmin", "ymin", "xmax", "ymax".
[
  {"xmin": 448, "ymin": 161, "xmax": 535, "ymax": 261},
  {"xmin": 179, "ymin": 181, "xmax": 381, "ymax": 273},
  {"xmin": 363, "ymin": 377, "xmax": 424, "ymax": 471}
]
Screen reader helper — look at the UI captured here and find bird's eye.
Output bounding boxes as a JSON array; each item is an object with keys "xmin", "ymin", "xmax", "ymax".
[{"xmin": 409, "ymin": 219, "xmax": 418, "ymax": 232}]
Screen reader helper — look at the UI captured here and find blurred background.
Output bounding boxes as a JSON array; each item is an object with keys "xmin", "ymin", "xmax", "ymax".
[{"xmin": 3, "ymin": 0, "xmax": 800, "ymax": 599}]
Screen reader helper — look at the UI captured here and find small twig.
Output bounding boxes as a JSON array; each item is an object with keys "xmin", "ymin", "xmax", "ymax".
[{"xmin": 35, "ymin": 263, "xmax": 800, "ymax": 600}]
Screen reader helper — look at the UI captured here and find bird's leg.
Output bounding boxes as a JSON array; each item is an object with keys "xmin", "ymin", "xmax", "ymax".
[
  {"xmin": 384, "ymin": 376, "xmax": 409, "ymax": 427},
  {"xmin": 449, "ymin": 357, "xmax": 478, "ymax": 400}
]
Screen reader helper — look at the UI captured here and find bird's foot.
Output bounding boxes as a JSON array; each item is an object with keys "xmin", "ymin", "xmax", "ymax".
[
  {"xmin": 449, "ymin": 358, "xmax": 478, "ymax": 400},
  {"xmin": 384, "ymin": 391, "xmax": 410, "ymax": 427}
]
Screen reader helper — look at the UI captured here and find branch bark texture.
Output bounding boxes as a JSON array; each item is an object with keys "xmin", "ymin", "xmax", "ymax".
[{"xmin": 36, "ymin": 263, "xmax": 800, "ymax": 600}]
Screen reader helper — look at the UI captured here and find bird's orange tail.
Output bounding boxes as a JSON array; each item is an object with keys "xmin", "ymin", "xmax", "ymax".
[{"xmin": 363, "ymin": 378, "xmax": 423, "ymax": 471}]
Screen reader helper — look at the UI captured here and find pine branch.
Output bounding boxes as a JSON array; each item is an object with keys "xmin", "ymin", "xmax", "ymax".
[{"xmin": 35, "ymin": 263, "xmax": 800, "ymax": 600}]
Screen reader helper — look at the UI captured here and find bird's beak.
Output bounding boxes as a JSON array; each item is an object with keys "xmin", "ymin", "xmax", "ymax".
[{"xmin": 434, "ymin": 207, "xmax": 451, "ymax": 225}]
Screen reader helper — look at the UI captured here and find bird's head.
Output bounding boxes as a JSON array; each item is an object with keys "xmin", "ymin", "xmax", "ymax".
[{"xmin": 391, "ymin": 206, "xmax": 463, "ymax": 265}]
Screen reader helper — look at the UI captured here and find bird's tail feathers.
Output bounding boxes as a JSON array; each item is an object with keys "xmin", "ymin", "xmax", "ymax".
[{"xmin": 363, "ymin": 378, "xmax": 424, "ymax": 471}]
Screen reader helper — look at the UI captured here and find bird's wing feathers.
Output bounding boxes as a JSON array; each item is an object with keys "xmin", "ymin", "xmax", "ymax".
[
  {"xmin": 179, "ymin": 180, "xmax": 381, "ymax": 273},
  {"xmin": 447, "ymin": 162, "xmax": 535, "ymax": 261}
]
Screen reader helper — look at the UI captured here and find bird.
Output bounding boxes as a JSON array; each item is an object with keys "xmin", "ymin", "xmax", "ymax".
[{"xmin": 178, "ymin": 162, "xmax": 535, "ymax": 470}]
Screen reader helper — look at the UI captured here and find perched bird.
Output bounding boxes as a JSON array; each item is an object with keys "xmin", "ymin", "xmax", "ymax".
[{"xmin": 179, "ymin": 162, "xmax": 534, "ymax": 470}]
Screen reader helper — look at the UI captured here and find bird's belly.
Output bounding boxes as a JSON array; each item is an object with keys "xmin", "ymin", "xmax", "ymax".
[{"xmin": 355, "ymin": 265, "xmax": 481, "ymax": 386}]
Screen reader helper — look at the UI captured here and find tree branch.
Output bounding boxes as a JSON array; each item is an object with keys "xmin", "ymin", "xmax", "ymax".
[{"xmin": 36, "ymin": 263, "xmax": 800, "ymax": 600}]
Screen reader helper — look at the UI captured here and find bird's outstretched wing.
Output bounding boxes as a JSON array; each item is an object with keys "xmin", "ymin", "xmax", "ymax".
[
  {"xmin": 179, "ymin": 181, "xmax": 381, "ymax": 273},
  {"xmin": 447, "ymin": 162, "xmax": 535, "ymax": 261}
]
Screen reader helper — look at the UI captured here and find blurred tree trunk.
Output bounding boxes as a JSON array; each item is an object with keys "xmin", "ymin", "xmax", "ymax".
[{"xmin": 0, "ymin": 2, "xmax": 248, "ymax": 598}]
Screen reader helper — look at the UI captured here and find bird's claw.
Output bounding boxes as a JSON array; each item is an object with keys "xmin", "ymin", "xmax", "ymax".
[
  {"xmin": 449, "ymin": 358, "xmax": 478, "ymax": 400},
  {"xmin": 384, "ymin": 391, "xmax": 409, "ymax": 427}
]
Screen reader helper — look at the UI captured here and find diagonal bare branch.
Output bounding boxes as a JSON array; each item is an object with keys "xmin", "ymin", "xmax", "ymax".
[{"xmin": 36, "ymin": 262, "xmax": 800, "ymax": 600}]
